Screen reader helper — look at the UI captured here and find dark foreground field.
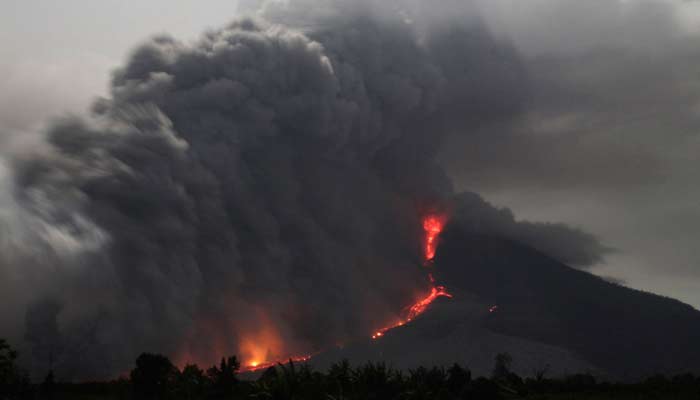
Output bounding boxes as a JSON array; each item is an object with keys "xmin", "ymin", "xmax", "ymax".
[
  {"xmin": 36, "ymin": 372, "xmax": 700, "ymax": 400},
  {"xmin": 23, "ymin": 376, "xmax": 700, "ymax": 400},
  {"xmin": 4, "ymin": 340, "xmax": 700, "ymax": 400}
]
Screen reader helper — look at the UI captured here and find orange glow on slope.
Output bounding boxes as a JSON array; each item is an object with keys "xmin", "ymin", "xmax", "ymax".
[
  {"xmin": 237, "ymin": 312, "xmax": 287, "ymax": 371},
  {"xmin": 239, "ymin": 354, "xmax": 313, "ymax": 373},
  {"xmin": 371, "ymin": 214, "xmax": 452, "ymax": 340},
  {"xmin": 237, "ymin": 213, "xmax": 455, "ymax": 371},
  {"xmin": 236, "ymin": 308, "xmax": 319, "ymax": 373}
]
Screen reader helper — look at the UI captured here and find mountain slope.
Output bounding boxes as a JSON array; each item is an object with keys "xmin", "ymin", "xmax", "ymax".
[
  {"xmin": 305, "ymin": 294, "xmax": 596, "ymax": 378},
  {"xmin": 434, "ymin": 227, "xmax": 700, "ymax": 379}
]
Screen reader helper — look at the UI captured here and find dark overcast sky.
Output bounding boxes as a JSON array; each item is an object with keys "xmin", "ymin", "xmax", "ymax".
[
  {"xmin": 440, "ymin": 0, "xmax": 700, "ymax": 308},
  {"xmin": 2, "ymin": 0, "xmax": 700, "ymax": 310}
]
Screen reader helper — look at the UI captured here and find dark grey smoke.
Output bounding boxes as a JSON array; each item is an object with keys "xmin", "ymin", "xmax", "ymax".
[
  {"xmin": 6, "ymin": 4, "xmax": 607, "ymax": 379},
  {"xmin": 450, "ymin": 192, "xmax": 612, "ymax": 268},
  {"xmin": 439, "ymin": 0, "xmax": 700, "ymax": 308}
]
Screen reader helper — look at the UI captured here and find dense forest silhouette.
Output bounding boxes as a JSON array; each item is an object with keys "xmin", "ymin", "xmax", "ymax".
[{"xmin": 3, "ymin": 339, "xmax": 700, "ymax": 399}]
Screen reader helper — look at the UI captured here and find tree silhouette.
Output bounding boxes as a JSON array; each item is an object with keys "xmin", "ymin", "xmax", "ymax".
[
  {"xmin": 0, "ymin": 339, "xmax": 30, "ymax": 400},
  {"xmin": 327, "ymin": 359, "xmax": 352, "ymax": 399},
  {"xmin": 0, "ymin": 339, "xmax": 19, "ymax": 381},
  {"xmin": 469, "ymin": 377, "xmax": 503, "ymax": 400},
  {"xmin": 207, "ymin": 355, "xmax": 240, "ymax": 398},
  {"xmin": 130, "ymin": 353, "xmax": 179, "ymax": 400},
  {"xmin": 446, "ymin": 363, "xmax": 471, "ymax": 396},
  {"xmin": 40, "ymin": 369, "xmax": 56, "ymax": 400},
  {"xmin": 175, "ymin": 364, "xmax": 207, "ymax": 400},
  {"xmin": 532, "ymin": 363, "xmax": 550, "ymax": 382},
  {"xmin": 351, "ymin": 362, "xmax": 403, "ymax": 400},
  {"xmin": 490, "ymin": 352, "xmax": 525, "ymax": 396},
  {"xmin": 491, "ymin": 352, "xmax": 512, "ymax": 380},
  {"xmin": 8, "ymin": 349, "xmax": 700, "ymax": 400},
  {"xmin": 406, "ymin": 366, "xmax": 450, "ymax": 399},
  {"xmin": 254, "ymin": 359, "xmax": 322, "ymax": 400}
]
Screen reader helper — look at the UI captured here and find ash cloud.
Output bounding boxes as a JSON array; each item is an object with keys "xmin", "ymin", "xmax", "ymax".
[
  {"xmin": 439, "ymin": 0, "xmax": 700, "ymax": 306},
  {"xmin": 450, "ymin": 192, "xmax": 612, "ymax": 268},
  {"xmin": 2, "ymin": 1, "xmax": 610, "ymax": 378}
]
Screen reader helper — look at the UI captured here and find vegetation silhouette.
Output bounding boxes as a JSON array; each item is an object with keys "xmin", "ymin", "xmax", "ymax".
[
  {"xmin": 3, "ymin": 339, "xmax": 700, "ymax": 399},
  {"xmin": 207, "ymin": 356, "xmax": 240, "ymax": 399},
  {"xmin": 0, "ymin": 339, "xmax": 30, "ymax": 399},
  {"xmin": 130, "ymin": 353, "xmax": 179, "ymax": 399}
]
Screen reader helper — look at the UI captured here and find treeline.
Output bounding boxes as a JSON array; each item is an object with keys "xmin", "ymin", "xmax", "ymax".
[{"xmin": 3, "ymin": 339, "xmax": 700, "ymax": 399}]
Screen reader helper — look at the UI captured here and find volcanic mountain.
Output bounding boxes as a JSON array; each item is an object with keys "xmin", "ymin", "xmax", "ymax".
[{"xmin": 306, "ymin": 225, "xmax": 700, "ymax": 380}]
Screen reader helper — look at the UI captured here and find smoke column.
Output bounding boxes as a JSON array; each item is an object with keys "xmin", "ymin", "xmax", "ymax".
[{"xmin": 1, "ymin": 0, "xmax": 607, "ymax": 378}]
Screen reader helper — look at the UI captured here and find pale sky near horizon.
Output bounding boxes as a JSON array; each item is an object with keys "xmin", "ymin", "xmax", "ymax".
[{"xmin": 1, "ymin": 1, "xmax": 240, "ymax": 139}]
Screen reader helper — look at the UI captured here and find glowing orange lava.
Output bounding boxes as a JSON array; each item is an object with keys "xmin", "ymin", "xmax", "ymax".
[
  {"xmin": 236, "ymin": 309, "xmax": 300, "ymax": 372},
  {"xmin": 371, "ymin": 214, "xmax": 453, "ymax": 340},
  {"xmin": 423, "ymin": 215, "xmax": 445, "ymax": 260},
  {"xmin": 236, "ymin": 213, "xmax": 455, "ymax": 371},
  {"xmin": 406, "ymin": 285, "xmax": 452, "ymax": 319},
  {"xmin": 239, "ymin": 354, "xmax": 313, "ymax": 373},
  {"xmin": 235, "ymin": 310, "xmax": 321, "ymax": 373},
  {"xmin": 371, "ymin": 285, "xmax": 452, "ymax": 340}
]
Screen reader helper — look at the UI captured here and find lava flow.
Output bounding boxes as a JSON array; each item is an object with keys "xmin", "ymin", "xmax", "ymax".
[
  {"xmin": 423, "ymin": 215, "xmax": 446, "ymax": 261},
  {"xmin": 371, "ymin": 285, "xmax": 452, "ymax": 339},
  {"xmin": 240, "ymin": 354, "xmax": 313, "ymax": 373},
  {"xmin": 371, "ymin": 214, "xmax": 452, "ymax": 340},
  {"xmin": 240, "ymin": 214, "xmax": 454, "ymax": 372}
]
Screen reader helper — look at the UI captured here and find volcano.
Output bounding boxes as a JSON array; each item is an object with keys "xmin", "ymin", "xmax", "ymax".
[
  {"xmin": 8, "ymin": 4, "xmax": 700, "ymax": 382},
  {"xmin": 302, "ymin": 224, "xmax": 700, "ymax": 380}
]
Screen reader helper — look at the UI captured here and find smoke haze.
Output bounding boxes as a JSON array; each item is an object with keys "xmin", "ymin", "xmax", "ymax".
[{"xmin": 0, "ymin": 0, "xmax": 697, "ymax": 378}]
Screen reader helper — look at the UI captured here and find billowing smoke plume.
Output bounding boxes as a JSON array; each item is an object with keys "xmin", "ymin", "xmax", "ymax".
[
  {"xmin": 450, "ymin": 192, "xmax": 611, "ymax": 268},
  {"xmin": 2, "ymin": 1, "xmax": 608, "ymax": 378}
]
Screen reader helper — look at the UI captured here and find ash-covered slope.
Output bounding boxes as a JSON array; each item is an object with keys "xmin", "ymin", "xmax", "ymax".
[
  {"xmin": 305, "ymin": 294, "xmax": 596, "ymax": 378},
  {"xmin": 434, "ymin": 227, "xmax": 700, "ymax": 379},
  {"xmin": 304, "ymin": 226, "xmax": 700, "ymax": 380}
]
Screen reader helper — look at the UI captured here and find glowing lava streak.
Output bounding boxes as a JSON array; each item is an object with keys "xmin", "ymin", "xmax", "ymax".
[
  {"xmin": 423, "ymin": 215, "xmax": 445, "ymax": 261},
  {"xmin": 371, "ymin": 285, "xmax": 452, "ymax": 339},
  {"xmin": 371, "ymin": 214, "xmax": 453, "ymax": 340},
  {"xmin": 406, "ymin": 285, "xmax": 452, "ymax": 320},
  {"xmin": 238, "ymin": 213, "xmax": 455, "ymax": 371},
  {"xmin": 239, "ymin": 354, "xmax": 313, "ymax": 373}
]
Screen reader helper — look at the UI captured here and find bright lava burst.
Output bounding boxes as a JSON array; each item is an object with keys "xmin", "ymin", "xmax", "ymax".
[
  {"xmin": 371, "ymin": 214, "xmax": 453, "ymax": 340},
  {"xmin": 423, "ymin": 215, "xmax": 445, "ymax": 260}
]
